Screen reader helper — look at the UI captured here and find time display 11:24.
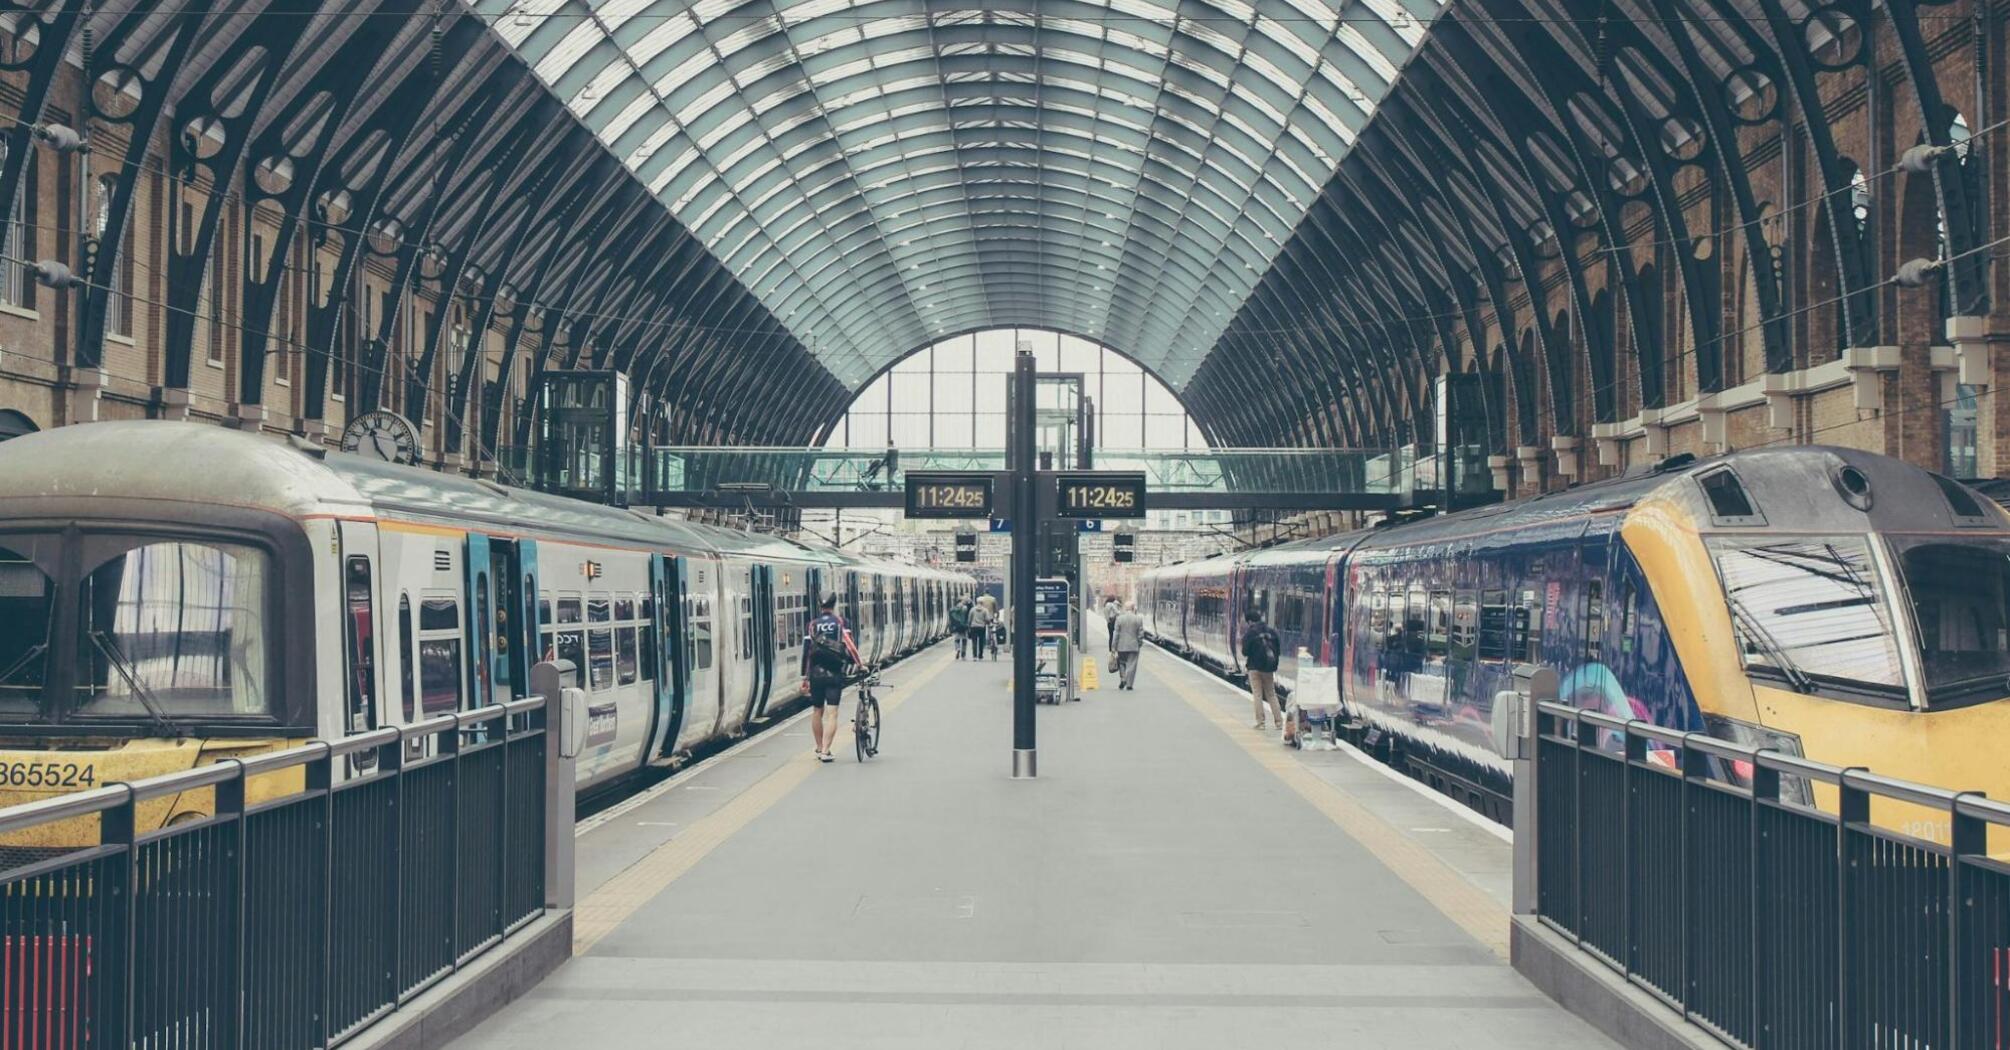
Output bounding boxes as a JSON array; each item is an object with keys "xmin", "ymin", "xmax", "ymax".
[{"xmin": 1054, "ymin": 473, "xmax": 1148, "ymax": 518}]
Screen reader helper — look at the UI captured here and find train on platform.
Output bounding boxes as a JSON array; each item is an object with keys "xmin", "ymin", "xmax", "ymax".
[
  {"xmin": 1141, "ymin": 445, "xmax": 2010, "ymax": 833},
  {"xmin": 0, "ymin": 422, "xmax": 971, "ymax": 836}
]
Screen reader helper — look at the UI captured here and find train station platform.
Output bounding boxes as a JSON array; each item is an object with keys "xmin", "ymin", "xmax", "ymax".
[{"xmin": 447, "ymin": 640, "xmax": 1617, "ymax": 1049}]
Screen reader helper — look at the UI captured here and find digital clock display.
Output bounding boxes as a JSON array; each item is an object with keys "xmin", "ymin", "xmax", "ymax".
[
  {"xmin": 1055, "ymin": 473, "xmax": 1148, "ymax": 518},
  {"xmin": 904, "ymin": 472, "xmax": 995, "ymax": 519}
]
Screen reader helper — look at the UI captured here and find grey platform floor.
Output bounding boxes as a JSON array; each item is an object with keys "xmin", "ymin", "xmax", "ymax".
[{"xmin": 450, "ymin": 638, "xmax": 1617, "ymax": 1049}]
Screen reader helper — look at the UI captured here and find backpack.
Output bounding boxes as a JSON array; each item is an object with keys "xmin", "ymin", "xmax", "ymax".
[
  {"xmin": 809, "ymin": 615, "xmax": 848, "ymax": 671},
  {"xmin": 1250, "ymin": 627, "xmax": 1280, "ymax": 672}
]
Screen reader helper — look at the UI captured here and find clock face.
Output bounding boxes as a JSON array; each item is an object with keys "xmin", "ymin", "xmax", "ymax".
[{"xmin": 340, "ymin": 411, "xmax": 420, "ymax": 465}]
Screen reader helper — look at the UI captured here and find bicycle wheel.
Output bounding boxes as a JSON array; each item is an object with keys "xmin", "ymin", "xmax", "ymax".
[{"xmin": 855, "ymin": 696, "xmax": 880, "ymax": 760}]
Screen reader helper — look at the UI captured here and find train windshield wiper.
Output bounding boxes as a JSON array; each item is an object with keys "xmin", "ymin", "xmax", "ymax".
[
  {"xmin": 87, "ymin": 630, "xmax": 186, "ymax": 740},
  {"xmin": 0, "ymin": 642, "xmax": 46, "ymax": 687},
  {"xmin": 1725, "ymin": 595, "xmax": 1814, "ymax": 694}
]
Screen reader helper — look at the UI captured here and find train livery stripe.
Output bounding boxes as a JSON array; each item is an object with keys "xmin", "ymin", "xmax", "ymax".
[
  {"xmin": 1154, "ymin": 661, "xmax": 1512, "ymax": 959},
  {"xmin": 571, "ymin": 649, "xmax": 956, "ymax": 954}
]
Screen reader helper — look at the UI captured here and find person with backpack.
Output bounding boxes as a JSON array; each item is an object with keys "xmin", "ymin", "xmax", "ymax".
[
  {"xmin": 1240, "ymin": 607, "xmax": 1283, "ymax": 732},
  {"xmin": 949, "ymin": 597, "xmax": 972, "ymax": 659},
  {"xmin": 801, "ymin": 594, "xmax": 863, "ymax": 762},
  {"xmin": 966, "ymin": 598, "xmax": 992, "ymax": 660}
]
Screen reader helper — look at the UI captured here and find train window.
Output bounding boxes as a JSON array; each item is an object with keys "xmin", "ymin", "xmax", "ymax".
[
  {"xmin": 1427, "ymin": 590, "xmax": 1450, "ymax": 653},
  {"xmin": 1893, "ymin": 537, "xmax": 2010, "ymax": 702},
  {"xmin": 1384, "ymin": 589, "xmax": 1403, "ymax": 644},
  {"xmin": 416, "ymin": 595, "xmax": 462, "ymax": 716},
  {"xmin": 615, "ymin": 597, "xmax": 635, "ymax": 621},
  {"xmin": 72, "ymin": 540, "xmax": 272, "ymax": 720},
  {"xmin": 1452, "ymin": 592, "xmax": 1477, "ymax": 652},
  {"xmin": 539, "ymin": 595, "xmax": 551, "ymax": 624},
  {"xmin": 1479, "ymin": 590, "xmax": 1510, "ymax": 660},
  {"xmin": 741, "ymin": 596, "xmax": 753, "ymax": 660},
  {"xmin": 587, "ymin": 598, "xmax": 614, "ymax": 690},
  {"xmin": 345, "ymin": 557, "xmax": 377, "ymax": 734},
  {"xmin": 616, "ymin": 626, "xmax": 638, "ymax": 686},
  {"xmin": 551, "ymin": 592, "xmax": 584, "ymax": 679},
  {"xmin": 1368, "ymin": 588, "xmax": 1388, "ymax": 634},
  {"xmin": 1582, "ymin": 581, "xmax": 1604, "ymax": 662},
  {"xmin": 1929, "ymin": 473, "xmax": 1988, "ymax": 524},
  {"xmin": 638, "ymin": 596, "xmax": 656, "ymax": 683},
  {"xmin": 475, "ymin": 573, "xmax": 492, "ymax": 702},
  {"xmin": 1697, "ymin": 468, "xmax": 1765, "ymax": 526},
  {"xmin": 1516, "ymin": 588, "xmax": 1542, "ymax": 664},
  {"xmin": 1405, "ymin": 587, "xmax": 1427, "ymax": 654},
  {"xmin": 690, "ymin": 604, "xmax": 713, "ymax": 672},
  {"xmin": 395, "ymin": 595, "xmax": 415, "ymax": 722},
  {"xmin": 0, "ymin": 545, "xmax": 51, "ymax": 714},
  {"xmin": 418, "ymin": 637, "xmax": 462, "ymax": 715}
]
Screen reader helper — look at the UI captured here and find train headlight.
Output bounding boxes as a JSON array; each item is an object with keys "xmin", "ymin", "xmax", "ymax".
[{"xmin": 1703, "ymin": 715, "xmax": 1813, "ymax": 806}]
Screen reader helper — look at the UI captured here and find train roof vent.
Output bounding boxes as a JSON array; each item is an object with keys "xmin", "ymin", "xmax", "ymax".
[
  {"xmin": 433, "ymin": 550, "xmax": 453, "ymax": 572},
  {"xmin": 1696, "ymin": 467, "xmax": 1766, "ymax": 527},
  {"xmin": 1930, "ymin": 472, "xmax": 1990, "ymax": 525}
]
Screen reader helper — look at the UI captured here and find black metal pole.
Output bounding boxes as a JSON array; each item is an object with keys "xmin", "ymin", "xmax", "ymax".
[{"xmin": 1011, "ymin": 351, "xmax": 1038, "ymax": 778}]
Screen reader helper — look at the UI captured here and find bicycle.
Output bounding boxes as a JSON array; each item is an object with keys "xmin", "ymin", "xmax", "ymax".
[{"xmin": 853, "ymin": 667, "xmax": 882, "ymax": 762}]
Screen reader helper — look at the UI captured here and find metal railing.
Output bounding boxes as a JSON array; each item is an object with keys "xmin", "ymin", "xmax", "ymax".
[
  {"xmin": 0, "ymin": 696, "xmax": 553, "ymax": 1049},
  {"xmin": 1532, "ymin": 701, "xmax": 2010, "ymax": 1049}
]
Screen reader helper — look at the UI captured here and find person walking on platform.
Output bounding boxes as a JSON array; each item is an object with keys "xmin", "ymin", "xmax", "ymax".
[
  {"xmin": 801, "ymin": 594, "xmax": 862, "ymax": 763},
  {"xmin": 967, "ymin": 598, "xmax": 992, "ymax": 660},
  {"xmin": 1111, "ymin": 601, "xmax": 1144, "ymax": 690},
  {"xmin": 949, "ymin": 597, "xmax": 972, "ymax": 659},
  {"xmin": 1241, "ymin": 607, "xmax": 1283, "ymax": 731},
  {"xmin": 1103, "ymin": 597, "xmax": 1120, "ymax": 650}
]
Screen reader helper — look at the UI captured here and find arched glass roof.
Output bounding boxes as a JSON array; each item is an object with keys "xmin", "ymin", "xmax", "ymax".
[{"xmin": 476, "ymin": 0, "xmax": 1447, "ymax": 389}]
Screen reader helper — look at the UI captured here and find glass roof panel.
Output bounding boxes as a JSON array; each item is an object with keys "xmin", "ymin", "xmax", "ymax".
[{"xmin": 476, "ymin": 0, "xmax": 1450, "ymax": 388}]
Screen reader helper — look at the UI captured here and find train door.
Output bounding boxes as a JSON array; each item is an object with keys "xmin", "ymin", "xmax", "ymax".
[
  {"xmin": 483, "ymin": 538, "xmax": 533, "ymax": 705},
  {"xmin": 649, "ymin": 553, "xmax": 686, "ymax": 760},
  {"xmin": 515, "ymin": 539, "xmax": 542, "ymax": 697},
  {"xmin": 679, "ymin": 560, "xmax": 722, "ymax": 748},
  {"xmin": 337, "ymin": 521, "xmax": 384, "ymax": 770},
  {"xmin": 748, "ymin": 564, "xmax": 776, "ymax": 720},
  {"xmin": 844, "ymin": 571, "xmax": 863, "ymax": 655},
  {"xmin": 464, "ymin": 533, "xmax": 493, "ymax": 710}
]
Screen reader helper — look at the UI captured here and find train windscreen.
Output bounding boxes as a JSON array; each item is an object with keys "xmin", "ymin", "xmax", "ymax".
[
  {"xmin": 72, "ymin": 540, "xmax": 273, "ymax": 721},
  {"xmin": 1892, "ymin": 536, "xmax": 2010, "ymax": 705},
  {"xmin": 1708, "ymin": 536, "xmax": 1906, "ymax": 700},
  {"xmin": 0, "ymin": 535, "xmax": 274, "ymax": 724}
]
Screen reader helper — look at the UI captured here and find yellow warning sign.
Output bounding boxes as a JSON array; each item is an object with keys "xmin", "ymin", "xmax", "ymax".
[{"xmin": 1080, "ymin": 656, "xmax": 1100, "ymax": 691}]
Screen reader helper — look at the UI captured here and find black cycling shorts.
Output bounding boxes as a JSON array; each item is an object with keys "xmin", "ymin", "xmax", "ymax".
[{"xmin": 807, "ymin": 678, "xmax": 845, "ymax": 708}]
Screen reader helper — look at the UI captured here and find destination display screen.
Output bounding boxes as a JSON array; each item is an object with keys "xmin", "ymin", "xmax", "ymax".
[
  {"xmin": 1054, "ymin": 473, "xmax": 1148, "ymax": 519},
  {"xmin": 904, "ymin": 472, "xmax": 995, "ymax": 519}
]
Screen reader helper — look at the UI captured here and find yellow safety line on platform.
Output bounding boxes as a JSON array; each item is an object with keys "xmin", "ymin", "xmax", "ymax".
[
  {"xmin": 1154, "ymin": 664, "xmax": 1512, "ymax": 959},
  {"xmin": 571, "ymin": 650, "xmax": 956, "ymax": 955}
]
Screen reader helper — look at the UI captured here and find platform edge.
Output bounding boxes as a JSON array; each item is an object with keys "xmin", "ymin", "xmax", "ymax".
[
  {"xmin": 341, "ymin": 908, "xmax": 575, "ymax": 1050},
  {"xmin": 1510, "ymin": 914, "xmax": 1724, "ymax": 1050}
]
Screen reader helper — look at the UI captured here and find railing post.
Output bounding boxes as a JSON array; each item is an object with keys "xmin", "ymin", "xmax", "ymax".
[
  {"xmin": 1835, "ymin": 769, "xmax": 1868, "ymax": 1050},
  {"xmin": 309, "ymin": 744, "xmax": 335, "ymax": 1050},
  {"xmin": 1751, "ymin": 756, "xmax": 1780, "ymax": 1048},
  {"xmin": 1948, "ymin": 793, "xmax": 1985, "ymax": 1049},
  {"xmin": 1572, "ymin": 706, "xmax": 1586, "ymax": 939},
  {"xmin": 443, "ymin": 716, "xmax": 462, "ymax": 962},
  {"xmin": 388, "ymin": 728, "xmax": 408, "ymax": 1002},
  {"xmin": 218, "ymin": 759, "xmax": 249, "ymax": 1050},
  {"xmin": 105, "ymin": 785, "xmax": 138, "ymax": 1050},
  {"xmin": 1679, "ymin": 735, "xmax": 1709, "ymax": 1022},
  {"xmin": 1622, "ymin": 722, "xmax": 1643, "ymax": 977}
]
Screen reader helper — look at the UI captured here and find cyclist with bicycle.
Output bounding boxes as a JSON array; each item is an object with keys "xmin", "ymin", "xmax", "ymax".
[{"xmin": 801, "ymin": 594, "xmax": 862, "ymax": 763}]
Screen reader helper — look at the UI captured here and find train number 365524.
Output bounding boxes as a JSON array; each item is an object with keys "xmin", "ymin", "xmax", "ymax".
[{"xmin": 0, "ymin": 761, "xmax": 96, "ymax": 788}]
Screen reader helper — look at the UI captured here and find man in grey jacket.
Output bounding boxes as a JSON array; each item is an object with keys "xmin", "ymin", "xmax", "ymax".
[{"xmin": 1111, "ymin": 601, "xmax": 1145, "ymax": 690}]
